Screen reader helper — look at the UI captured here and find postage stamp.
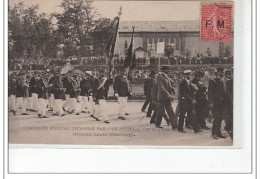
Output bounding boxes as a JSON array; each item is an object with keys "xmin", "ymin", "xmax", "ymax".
[{"xmin": 200, "ymin": 2, "xmax": 233, "ymax": 42}]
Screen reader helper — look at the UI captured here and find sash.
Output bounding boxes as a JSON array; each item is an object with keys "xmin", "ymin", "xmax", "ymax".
[{"xmin": 97, "ymin": 77, "xmax": 108, "ymax": 90}]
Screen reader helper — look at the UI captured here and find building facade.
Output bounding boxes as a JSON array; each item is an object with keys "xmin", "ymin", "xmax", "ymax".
[{"xmin": 115, "ymin": 21, "xmax": 233, "ymax": 59}]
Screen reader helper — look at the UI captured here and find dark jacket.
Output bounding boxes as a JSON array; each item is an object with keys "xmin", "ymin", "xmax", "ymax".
[
  {"xmin": 144, "ymin": 77, "xmax": 153, "ymax": 97},
  {"xmin": 67, "ymin": 79, "xmax": 80, "ymax": 98},
  {"xmin": 49, "ymin": 77, "xmax": 65, "ymax": 99},
  {"xmin": 208, "ymin": 77, "xmax": 228, "ymax": 107},
  {"xmin": 151, "ymin": 78, "xmax": 158, "ymax": 102},
  {"xmin": 29, "ymin": 76, "xmax": 38, "ymax": 94},
  {"xmin": 92, "ymin": 77, "xmax": 107, "ymax": 100},
  {"xmin": 16, "ymin": 78, "xmax": 29, "ymax": 98},
  {"xmin": 113, "ymin": 75, "xmax": 131, "ymax": 97},
  {"xmin": 37, "ymin": 78, "xmax": 47, "ymax": 99},
  {"xmin": 9, "ymin": 78, "xmax": 17, "ymax": 96},
  {"xmin": 156, "ymin": 73, "xmax": 175, "ymax": 101},
  {"xmin": 62, "ymin": 76, "xmax": 70, "ymax": 94},
  {"xmin": 178, "ymin": 78, "xmax": 193, "ymax": 103},
  {"xmin": 79, "ymin": 78, "xmax": 88, "ymax": 96},
  {"xmin": 192, "ymin": 78, "xmax": 208, "ymax": 104}
]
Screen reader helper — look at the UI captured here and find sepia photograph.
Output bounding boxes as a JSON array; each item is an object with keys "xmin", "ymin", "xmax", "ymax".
[{"xmin": 8, "ymin": 0, "xmax": 234, "ymax": 146}]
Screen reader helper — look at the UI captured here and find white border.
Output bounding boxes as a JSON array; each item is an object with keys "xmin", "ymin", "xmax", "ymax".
[{"xmin": 2, "ymin": 0, "xmax": 256, "ymax": 176}]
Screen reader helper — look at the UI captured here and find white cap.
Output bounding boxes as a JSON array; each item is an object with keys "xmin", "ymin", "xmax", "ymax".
[
  {"xmin": 86, "ymin": 71, "xmax": 92, "ymax": 75},
  {"xmin": 183, "ymin": 70, "xmax": 192, "ymax": 74}
]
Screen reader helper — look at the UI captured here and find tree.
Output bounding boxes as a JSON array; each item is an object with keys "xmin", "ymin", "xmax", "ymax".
[
  {"xmin": 91, "ymin": 17, "xmax": 114, "ymax": 57},
  {"xmin": 55, "ymin": 0, "xmax": 97, "ymax": 58}
]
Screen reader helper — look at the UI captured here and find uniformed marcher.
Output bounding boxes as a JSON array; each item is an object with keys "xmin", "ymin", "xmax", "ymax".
[
  {"xmin": 113, "ymin": 68, "xmax": 132, "ymax": 120},
  {"xmin": 47, "ymin": 71, "xmax": 55, "ymax": 111},
  {"xmin": 37, "ymin": 72, "xmax": 49, "ymax": 118},
  {"xmin": 150, "ymin": 72, "xmax": 170, "ymax": 125},
  {"xmin": 15, "ymin": 71, "xmax": 29, "ymax": 115},
  {"xmin": 92, "ymin": 69, "xmax": 110, "ymax": 123},
  {"xmin": 78, "ymin": 73, "xmax": 89, "ymax": 113},
  {"xmin": 67, "ymin": 73, "xmax": 81, "ymax": 115},
  {"xmin": 192, "ymin": 70, "xmax": 210, "ymax": 130},
  {"xmin": 208, "ymin": 67, "xmax": 228, "ymax": 139},
  {"xmin": 62, "ymin": 70, "xmax": 72, "ymax": 112},
  {"xmin": 178, "ymin": 70, "xmax": 201, "ymax": 133},
  {"xmin": 9, "ymin": 72, "xmax": 17, "ymax": 115},
  {"xmin": 49, "ymin": 71, "xmax": 66, "ymax": 117},
  {"xmin": 224, "ymin": 70, "xmax": 233, "ymax": 140},
  {"xmin": 155, "ymin": 65, "xmax": 177, "ymax": 129},
  {"xmin": 29, "ymin": 71, "xmax": 39, "ymax": 112},
  {"xmin": 141, "ymin": 70, "xmax": 155, "ymax": 117}
]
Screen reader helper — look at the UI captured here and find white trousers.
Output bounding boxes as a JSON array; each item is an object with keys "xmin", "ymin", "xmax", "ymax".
[
  {"xmin": 88, "ymin": 96, "xmax": 95, "ymax": 115},
  {"xmin": 62, "ymin": 94, "xmax": 70, "ymax": 111},
  {"xmin": 53, "ymin": 99, "xmax": 64, "ymax": 115},
  {"xmin": 9, "ymin": 95, "xmax": 16, "ymax": 111},
  {"xmin": 31, "ymin": 93, "xmax": 39, "ymax": 111},
  {"xmin": 118, "ymin": 97, "xmax": 128, "ymax": 117},
  {"xmin": 78, "ymin": 96, "xmax": 89, "ymax": 112},
  {"xmin": 38, "ymin": 98, "xmax": 47, "ymax": 116},
  {"xmin": 16, "ymin": 97, "xmax": 28, "ymax": 114},
  {"xmin": 94, "ymin": 99, "xmax": 109, "ymax": 121},
  {"xmin": 68, "ymin": 98, "xmax": 81, "ymax": 113},
  {"xmin": 48, "ymin": 94, "xmax": 55, "ymax": 109}
]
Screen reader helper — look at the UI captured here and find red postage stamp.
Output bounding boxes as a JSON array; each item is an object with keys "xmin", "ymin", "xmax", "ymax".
[{"xmin": 200, "ymin": 2, "xmax": 233, "ymax": 42}]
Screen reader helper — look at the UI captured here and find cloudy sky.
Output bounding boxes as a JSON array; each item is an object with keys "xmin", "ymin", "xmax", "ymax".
[{"xmin": 9, "ymin": 0, "xmax": 200, "ymax": 21}]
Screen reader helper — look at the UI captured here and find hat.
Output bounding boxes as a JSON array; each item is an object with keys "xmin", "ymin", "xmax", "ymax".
[
  {"xmin": 85, "ymin": 71, "xmax": 92, "ymax": 75},
  {"xmin": 183, "ymin": 70, "xmax": 192, "ymax": 74},
  {"xmin": 161, "ymin": 65, "xmax": 170, "ymax": 71},
  {"xmin": 216, "ymin": 67, "xmax": 225, "ymax": 73},
  {"xmin": 194, "ymin": 70, "xmax": 204, "ymax": 77}
]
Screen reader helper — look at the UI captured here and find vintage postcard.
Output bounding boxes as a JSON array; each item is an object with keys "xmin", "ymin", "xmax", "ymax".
[{"xmin": 8, "ymin": 0, "xmax": 234, "ymax": 147}]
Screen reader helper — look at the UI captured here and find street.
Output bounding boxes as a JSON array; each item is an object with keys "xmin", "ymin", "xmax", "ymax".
[{"xmin": 8, "ymin": 101, "xmax": 233, "ymax": 146}]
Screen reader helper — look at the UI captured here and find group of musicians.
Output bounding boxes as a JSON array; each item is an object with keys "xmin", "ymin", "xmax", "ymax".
[
  {"xmin": 9, "ymin": 65, "xmax": 233, "ymax": 140},
  {"xmin": 142, "ymin": 65, "xmax": 233, "ymax": 140}
]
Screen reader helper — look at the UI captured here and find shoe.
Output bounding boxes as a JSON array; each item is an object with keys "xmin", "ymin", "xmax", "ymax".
[
  {"xmin": 118, "ymin": 116, "xmax": 126, "ymax": 120},
  {"xmin": 61, "ymin": 114, "xmax": 66, "ymax": 117},
  {"xmin": 62, "ymin": 107, "xmax": 67, "ymax": 112},
  {"xmin": 48, "ymin": 108, "xmax": 53, "ymax": 111},
  {"xmin": 156, "ymin": 125, "xmax": 163, "ymax": 129},
  {"xmin": 12, "ymin": 110, "xmax": 16, "ymax": 116},
  {"xmin": 211, "ymin": 134, "xmax": 219, "ymax": 139},
  {"xmin": 125, "ymin": 113, "xmax": 130, "ymax": 115},
  {"xmin": 141, "ymin": 110, "xmax": 146, "ymax": 112},
  {"xmin": 203, "ymin": 126, "xmax": 211, "ymax": 130},
  {"xmin": 95, "ymin": 118, "xmax": 101, "ymax": 121},
  {"xmin": 75, "ymin": 113, "xmax": 80, "ymax": 115},
  {"xmin": 185, "ymin": 124, "xmax": 193, "ymax": 129},
  {"xmin": 90, "ymin": 115, "xmax": 95, "ymax": 118},
  {"xmin": 178, "ymin": 128, "xmax": 186, "ymax": 133},
  {"xmin": 21, "ymin": 113, "xmax": 29, "ymax": 115},
  {"xmin": 38, "ymin": 114, "xmax": 42, "ymax": 118},
  {"xmin": 52, "ymin": 113, "xmax": 59, "ymax": 116},
  {"xmin": 104, "ymin": 120, "xmax": 110, "ymax": 124},
  {"xmin": 81, "ymin": 111, "xmax": 87, "ymax": 113},
  {"xmin": 218, "ymin": 134, "xmax": 227, "ymax": 138},
  {"xmin": 194, "ymin": 129, "xmax": 203, "ymax": 133},
  {"xmin": 42, "ymin": 116, "xmax": 48, "ymax": 118}
]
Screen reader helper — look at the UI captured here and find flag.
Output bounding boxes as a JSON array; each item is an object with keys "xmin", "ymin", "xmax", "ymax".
[
  {"xmin": 104, "ymin": 17, "xmax": 120, "ymax": 75},
  {"xmin": 124, "ymin": 28, "xmax": 136, "ymax": 70}
]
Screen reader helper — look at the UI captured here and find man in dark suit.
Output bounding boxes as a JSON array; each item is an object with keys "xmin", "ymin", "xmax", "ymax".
[
  {"xmin": 155, "ymin": 65, "xmax": 177, "ymax": 129},
  {"xmin": 29, "ymin": 71, "xmax": 39, "ymax": 111},
  {"xmin": 141, "ymin": 70, "xmax": 156, "ymax": 117},
  {"xmin": 37, "ymin": 72, "xmax": 48, "ymax": 118},
  {"xmin": 208, "ymin": 67, "xmax": 228, "ymax": 139},
  {"xmin": 224, "ymin": 70, "xmax": 233, "ymax": 140},
  {"xmin": 113, "ymin": 68, "xmax": 132, "ymax": 120},
  {"xmin": 178, "ymin": 70, "xmax": 201, "ymax": 133},
  {"xmin": 192, "ymin": 70, "xmax": 210, "ymax": 130}
]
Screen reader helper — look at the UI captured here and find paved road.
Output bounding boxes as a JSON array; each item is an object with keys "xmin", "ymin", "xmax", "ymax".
[{"xmin": 8, "ymin": 102, "xmax": 232, "ymax": 146}]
